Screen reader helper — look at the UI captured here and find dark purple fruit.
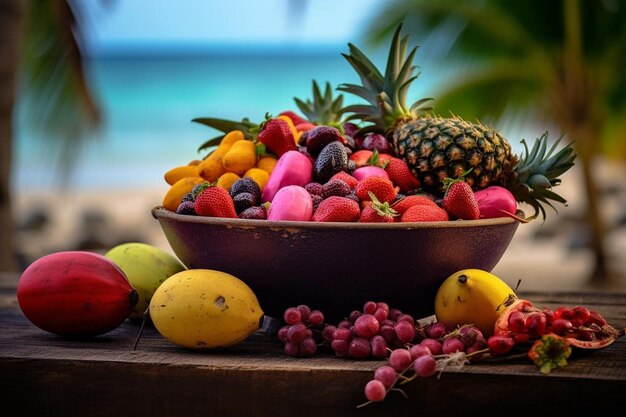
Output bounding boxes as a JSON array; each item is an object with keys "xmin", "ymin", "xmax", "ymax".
[
  {"xmin": 342, "ymin": 122, "xmax": 359, "ymax": 138},
  {"xmin": 233, "ymin": 192, "xmax": 256, "ymax": 214},
  {"xmin": 230, "ymin": 177, "xmax": 261, "ymax": 204},
  {"xmin": 361, "ymin": 133, "xmax": 394, "ymax": 154},
  {"xmin": 314, "ymin": 141, "xmax": 349, "ymax": 183},
  {"xmin": 239, "ymin": 205, "xmax": 267, "ymax": 220},
  {"xmin": 176, "ymin": 201, "xmax": 196, "ymax": 215},
  {"xmin": 305, "ymin": 126, "xmax": 345, "ymax": 157}
]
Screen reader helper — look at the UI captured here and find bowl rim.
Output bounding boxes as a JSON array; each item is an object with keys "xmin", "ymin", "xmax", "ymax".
[{"xmin": 152, "ymin": 206, "xmax": 525, "ymax": 230}]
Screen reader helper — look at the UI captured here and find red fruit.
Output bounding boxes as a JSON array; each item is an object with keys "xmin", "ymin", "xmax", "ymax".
[
  {"xmin": 442, "ymin": 181, "xmax": 480, "ymax": 220},
  {"xmin": 355, "ymin": 176, "xmax": 396, "ymax": 203},
  {"xmin": 349, "ymin": 149, "xmax": 393, "ymax": 168},
  {"xmin": 487, "ymin": 336, "xmax": 515, "ymax": 355},
  {"xmin": 329, "ymin": 171, "xmax": 358, "ymax": 189},
  {"xmin": 385, "ymin": 158, "xmax": 420, "ymax": 193},
  {"xmin": 312, "ymin": 196, "xmax": 360, "ymax": 222},
  {"xmin": 295, "ymin": 121, "xmax": 317, "ymax": 132},
  {"xmin": 400, "ymin": 205, "xmax": 449, "ymax": 222},
  {"xmin": 194, "ymin": 185, "xmax": 238, "ymax": 218},
  {"xmin": 279, "ymin": 110, "xmax": 308, "ymax": 126},
  {"xmin": 494, "ymin": 298, "xmax": 622, "ymax": 349},
  {"xmin": 17, "ymin": 251, "xmax": 138, "ymax": 337},
  {"xmin": 390, "ymin": 195, "xmax": 438, "ymax": 216},
  {"xmin": 258, "ymin": 117, "xmax": 297, "ymax": 157},
  {"xmin": 359, "ymin": 192, "xmax": 397, "ymax": 223}
]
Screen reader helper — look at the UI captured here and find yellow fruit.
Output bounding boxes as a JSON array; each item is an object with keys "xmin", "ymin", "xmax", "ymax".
[
  {"xmin": 256, "ymin": 156, "xmax": 278, "ymax": 174},
  {"xmin": 105, "ymin": 242, "xmax": 186, "ymax": 320},
  {"xmin": 222, "ymin": 140, "xmax": 257, "ymax": 175},
  {"xmin": 244, "ymin": 168, "xmax": 270, "ymax": 191},
  {"xmin": 434, "ymin": 269, "xmax": 517, "ymax": 337},
  {"xmin": 162, "ymin": 176, "xmax": 204, "ymax": 211},
  {"xmin": 149, "ymin": 269, "xmax": 264, "ymax": 350},
  {"xmin": 208, "ymin": 130, "xmax": 245, "ymax": 161},
  {"xmin": 277, "ymin": 115, "xmax": 301, "ymax": 144},
  {"xmin": 198, "ymin": 158, "xmax": 226, "ymax": 182},
  {"xmin": 164, "ymin": 165, "xmax": 200, "ymax": 186},
  {"xmin": 216, "ymin": 172, "xmax": 241, "ymax": 191},
  {"xmin": 188, "ymin": 159, "xmax": 202, "ymax": 166}
]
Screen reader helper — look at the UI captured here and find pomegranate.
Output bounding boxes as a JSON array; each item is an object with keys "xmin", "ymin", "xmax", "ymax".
[{"xmin": 494, "ymin": 298, "xmax": 622, "ymax": 349}]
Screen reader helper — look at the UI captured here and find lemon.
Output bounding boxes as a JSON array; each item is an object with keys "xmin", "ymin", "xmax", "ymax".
[{"xmin": 434, "ymin": 269, "xmax": 516, "ymax": 337}]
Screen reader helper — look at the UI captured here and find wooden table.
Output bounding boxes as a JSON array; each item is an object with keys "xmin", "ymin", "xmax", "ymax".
[{"xmin": 1, "ymin": 272, "xmax": 625, "ymax": 416}]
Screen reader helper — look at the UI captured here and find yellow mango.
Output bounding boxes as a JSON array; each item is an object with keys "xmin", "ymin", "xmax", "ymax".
[
  {"xmin": 208, "ymin": 130, "xmax": 245, "ymax": 161},
  {"xmin": 216, "ymin": 172, "xmax": 241, "ymax": 191},
  {"xmin": 244, "ymin": 168, "xmax": 270, "ymax": 191},
  {"xmin": 162, "ymin": 177, "xmax": 204, "ymax": 212},
  {"xmin": 188, "ymin": 159, "xmax": 202, "ymax": 166},
  {"xmin": 164, "ymin": 165, "xmax": 200, "ymax": 186},
  {"xmin": 256, "ymin": 156, "xmax": 278, "ymax": 174},
  {"xmin": 222, "ymin": 140, "xmax": 257, "ymax": 176},
  {"xmin": 198, "ymin": 158, "xmax": 226, "ymax": 182}
]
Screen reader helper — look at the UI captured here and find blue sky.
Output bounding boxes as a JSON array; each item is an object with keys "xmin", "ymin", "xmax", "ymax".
[{"xmin": 82, "ymin": 0, "xmax": 382, "ymax": 54}]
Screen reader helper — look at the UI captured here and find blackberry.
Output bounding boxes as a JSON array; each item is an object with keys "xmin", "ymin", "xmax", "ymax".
[
  {"xmin": 230, "ymin": 177, "xmax": 261, "ymax": 204},
  {"xmin": 311, "ymin": 194, "xmax": 324, "ymax": 212},
  {"xmin": 314, "ymin": 141, "xmax": 349, "ymax": 183},
  {"xmin": 322, "ymin": 179, "xmax": 351, "ymax": 199},
  {"xmin": 239, "ymin": 205, "xmax": 267, "ymax": 220},
  {"xmin": 176, "ymin": 200, "xmax": 196, "ymax": 215},
  {"xmin": 181, "ymin": 192, "xmax": 195, "ymax": 202},
  {"xmin": 233, "ymin": 192, "xmax": 256, "ymax": 214},
  {"xmin": 345, "ymin": 193, "xmax": 360, "ymax": 204},
  {"xmin": 304, "ymin": 182, "xmax": 324, "ymax": 197},
  {"xmin": 192, "ymin": 181, "xmax": 210, "ymax": 199}
]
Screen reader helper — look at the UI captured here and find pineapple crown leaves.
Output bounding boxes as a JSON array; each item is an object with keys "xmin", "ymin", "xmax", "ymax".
[
  {"xmin": 367, "ymin": 191, "xmax": 399, "ymax": 218},
  {"xmin": 337, "ymin": 23, "xmax": 434, "ymax": 133},
  {"xmin": 191, "ymin": 116, "xmax": 259, "ymax": 153},
  {"xmin": 508, "ymin": 132, "xmax": 577, "ymax": 221},
  {"xmin": 294, "ymin": 80, "xmax": 347, "ymax": 128}
]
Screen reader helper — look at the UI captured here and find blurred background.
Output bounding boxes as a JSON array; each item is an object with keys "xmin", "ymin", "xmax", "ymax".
[{"xmin": 1, "ymin": 0, "xmax": 625, "ymax": 291}]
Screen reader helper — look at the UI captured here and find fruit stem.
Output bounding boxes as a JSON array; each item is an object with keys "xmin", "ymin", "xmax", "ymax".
[{"xmin": 132, "ymin": 307, "xmax": 149, "ymax": 351}]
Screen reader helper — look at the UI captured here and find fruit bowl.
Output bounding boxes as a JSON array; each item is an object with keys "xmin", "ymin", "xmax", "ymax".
[{"xmin": 152, "ymin": 206, "xmax": 523, "ymax": 321}]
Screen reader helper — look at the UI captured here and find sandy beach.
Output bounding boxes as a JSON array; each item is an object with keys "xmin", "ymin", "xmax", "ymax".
[{"xmin": 11, "ymin": 159, "xmax": 626, "ymax": 292}]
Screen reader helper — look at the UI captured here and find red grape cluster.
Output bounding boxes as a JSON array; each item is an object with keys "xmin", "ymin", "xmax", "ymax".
[
  {"xmin": 277, "ymin": 305, "xmax": 326, "ymax": 357},
  {"xmin": 362, "ymin": 322, "xmax": 491, "ymax": 403}
]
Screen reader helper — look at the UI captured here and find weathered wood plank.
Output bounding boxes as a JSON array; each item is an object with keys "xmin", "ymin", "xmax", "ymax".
[{"xmin": 2, "ymin": 275, "xmax": 626, "ymax": 416}]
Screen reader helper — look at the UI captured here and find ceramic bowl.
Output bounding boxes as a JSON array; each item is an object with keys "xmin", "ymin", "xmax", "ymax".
[{"xmin": 152, "ymin": 206, "xmax": 522, "ymax": 321}]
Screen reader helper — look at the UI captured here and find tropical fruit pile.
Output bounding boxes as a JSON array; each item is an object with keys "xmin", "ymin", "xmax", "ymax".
[{"xmin": 162, "ymin": 24, "xmax": 576, "ymax": 223}]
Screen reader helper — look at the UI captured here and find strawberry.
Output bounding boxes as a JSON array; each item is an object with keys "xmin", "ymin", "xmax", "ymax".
[
  {"xmin": 279, "ymin": 110, "xmax": 308, "ymax": 126},
  {"xmin": 349, "ymin": 149, "xmax": 393, "ymax": 168},
  {"xmin": 312, "ymin": 196, "xmax": 360, "ymax": 222},
  {"xmin": 391, "ymin": 194, "xmax": 439, "ymax": 216},
  {"xmin": 442, "ymin": 172, "xmax": 480, "ymax": 220},
  {"xmin": 385, "ymin": 157, "xmax": 421, "ymax": 193},
  {"xmin": 401, "ymin": 205, "xmax": 449, "ymax": 222},
  {"xmin": 359, "ymin": 192, "xmax": 397, "ymax": 223},
  {"xmin": 258, "ymin": 117, "xmax": 297, "ymax": 157},
  {"xmin": 355, "ymin": 176, "xmax": 397, "ymax": 203},
  {"xmin": 194, "ymin": 185, "xmax": 238, "ymax": 218},
  {"xmin": 329, "ymin": 171, "xmax": 358, "ymax": 189}
]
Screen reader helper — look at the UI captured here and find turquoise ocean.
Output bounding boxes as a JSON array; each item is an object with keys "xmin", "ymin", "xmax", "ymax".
[{"xmin": 13, "ymin": 47, "xmax": 530, "ymax": 193}]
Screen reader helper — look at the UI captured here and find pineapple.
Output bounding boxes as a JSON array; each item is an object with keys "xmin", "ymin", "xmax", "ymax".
[
  {"xmin": 294, "ymin": 80, "xmax": 347, "ymax": 129},
  {"xmin": 338, "ymin": 24, "xmax": 576, "ymax": 220}
]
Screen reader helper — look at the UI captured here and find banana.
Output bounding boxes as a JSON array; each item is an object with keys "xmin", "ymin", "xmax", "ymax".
[
  {"xmin": 105, "ymin": 242, "xmax": 186, "ymax": 320},
  {"xmin": 149, "ymin": 269, "xmax": 264, "ymax": 350},
  {"xmin": 434, "ymin": 269, "xmax": 517, "ymax": 337}
]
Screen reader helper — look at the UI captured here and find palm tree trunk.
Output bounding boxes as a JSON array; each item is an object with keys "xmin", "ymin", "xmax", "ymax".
[
  {"xmin": 0, "ymin": 0, "xmax": 27, "ymax": 272},
  {"xmin": 576, "ymin": 133, "xmax": 611, "ymax": 285}
]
